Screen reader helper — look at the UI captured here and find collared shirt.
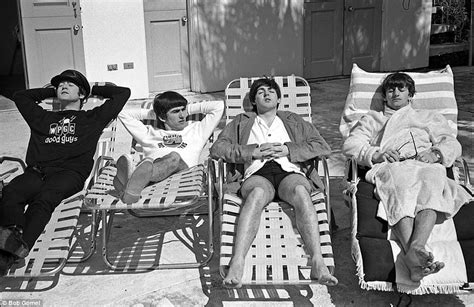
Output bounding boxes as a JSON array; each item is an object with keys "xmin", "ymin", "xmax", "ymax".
[{"xmin": 244, "ymin": 115, "xmax": 304, "ymax": 179}]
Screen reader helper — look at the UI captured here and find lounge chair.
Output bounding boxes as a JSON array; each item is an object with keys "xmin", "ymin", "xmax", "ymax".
[
  {"xmin": 218, "ymin": 75, "xmax": 335, "ymax": 285},
  {"xmin": 83, "ymin": 99, "xmax": 219, "ymax": 270},
  {"xmin": 341, "ymin": 64, "xmax": 474, "ymax": 294}
]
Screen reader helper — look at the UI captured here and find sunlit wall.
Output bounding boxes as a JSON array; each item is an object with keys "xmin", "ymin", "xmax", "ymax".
[
  {"xmin": 190, "ymin": 0, "xmax": 304, "ymax": 92},
  {"xmin": 81, "ymin": 0, "xmax": 149, "ymax": 99},
  {"xmin": 380, "ymin": 0, "xmax": 432, "ymax": 71}
]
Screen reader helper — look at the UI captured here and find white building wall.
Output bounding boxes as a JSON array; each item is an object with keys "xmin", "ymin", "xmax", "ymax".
[
  {"xmin": 81, "ymin": 0, "xmax": 149, "ymax": 99},
  {"xmin": 190, "ymin": 0, "xmax": 304, "ymax": 93},
  {"xmin": 77, "ymin": 0, "xmax": 433, "ymax": 95}
]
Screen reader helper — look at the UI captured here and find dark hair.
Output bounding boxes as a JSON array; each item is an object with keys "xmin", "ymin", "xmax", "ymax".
[
  {"xmin": 153, "ymin": 91, "xmax": 188, "ymax": 121},
  {"xmin": 381, "ymin": 72, "xmax": 416, "ymax": 99},
  {"xmin": 248, "ymin": 77, "xmax": 281, "ymax": 113}
]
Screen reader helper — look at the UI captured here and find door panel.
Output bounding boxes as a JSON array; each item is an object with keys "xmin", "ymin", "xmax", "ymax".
[
  {"xmin": 20, "ymin": 0, "xmax": 85, "ymax": 88},
  {"xmin": 304, "ymin": 1, "xmax": 343, "ymax": 78},
  {"xmin": 20, "ymin": 0, "xmax": 76, "ymax": 18},
  {"xmin": 22, "ymin": 18, "xmax": 84, "ymax": 88},
  {"xmin": 303, "ymin": 0, "xmax": 381, "ymax": 78},
  {"xmin": 144, "ymin": 0, "xmax": 186, "ymax": 11},
  {"xmin": 343, "ymin": 0, "xmax": 382, "ymax": 74},
  {"xmin": 145, "ymin": 10, "xmax": 189, "ymax": 91}
]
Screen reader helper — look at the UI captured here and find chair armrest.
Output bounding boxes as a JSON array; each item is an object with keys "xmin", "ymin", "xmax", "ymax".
[
  {"xmin": 86, "ymin": 155, "xmax": 115, "ymax": 190},
  {"xmin": 454, "ymin": 157, "xmax": 471, "ymax": 187},
  {"xmin": 0, "ymin": 156, "xmax": 27, "ymax": 172}
]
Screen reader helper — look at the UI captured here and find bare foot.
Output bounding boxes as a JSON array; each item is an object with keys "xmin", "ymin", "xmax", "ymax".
[
  {"xmin": 404, "ymin": 246, "xmax": 444, "ymax": 282},
  {"xmin": 310, "ymin": 258, "xmax": 338, "ymax": 286},
  {"xmin": 421, "ymin": 261, "xmax": 445, "ymax": 281},
  {"xmin": 405, "ymin": 246, "xmax": 434, "ymax": 268},
  {"xmin": 408, "ymin": 261, "xmax": 445, "ymax": 282},
  {"xmin": 222, "ymin": 257, "xmax": 244, "ymax": 289}
]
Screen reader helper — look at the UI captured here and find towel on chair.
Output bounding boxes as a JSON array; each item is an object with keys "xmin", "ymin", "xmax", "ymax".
[
  {"xmin": 361, "ymin": 105, "xmax": 473, "ymax": 226},
  {"xmin": 371, "ymin": 160, "xmax": 470, "ymax": 226}
]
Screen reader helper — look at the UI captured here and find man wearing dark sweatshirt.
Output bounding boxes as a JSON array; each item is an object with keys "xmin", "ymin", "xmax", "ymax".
[{"xmin": 0, "ymin": 70, "xmax": 130, "ymax": 275}]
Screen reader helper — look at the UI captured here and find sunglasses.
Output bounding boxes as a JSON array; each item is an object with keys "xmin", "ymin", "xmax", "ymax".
[{"xmin": 396, "ymin": 131, "xmax": 418, "ymax": 161}]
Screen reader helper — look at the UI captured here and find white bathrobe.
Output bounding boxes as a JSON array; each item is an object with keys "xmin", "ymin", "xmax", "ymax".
[{"xmin": 343, "ymin": 105, "xmax": 472, "ymax": 226}]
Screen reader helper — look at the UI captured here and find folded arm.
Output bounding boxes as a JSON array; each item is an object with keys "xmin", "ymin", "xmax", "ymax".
[
  {"xmin": 342, "ymin": 113, "xmax": 384, "ymax": 167},
  {"xmin": 118, "ymin": 108, "xmax": 155, "ymax": 143},
  {"xmin": 13, "ymin": 88, "xmax": 56, "ymax": 126},
  {"xmin": 210, "ymin": 119, "xmax": 258, "ymax": 164},
  {"xmin": 189, "ymin": 100, "xmax": 224, "ymax": 141}
]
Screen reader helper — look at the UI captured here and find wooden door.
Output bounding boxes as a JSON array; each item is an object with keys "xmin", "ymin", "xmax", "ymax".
[
  {"xmin": 343, "ymin": 0, "xmax": 382, "ymax": 74},
  {"xmin": 19, "ymin": 0, "xmax": 85, "ymax": 88},
  {"xmin": 144, "ymin": 0, "xmax": 190, "ymax": 92},
  {"xmin": 303, "ymin": 1, "xmax": 344, "ymax": 79},
  {"xmin": 303, "ymin": 0, "xmax": 381, "ymax": 78}
]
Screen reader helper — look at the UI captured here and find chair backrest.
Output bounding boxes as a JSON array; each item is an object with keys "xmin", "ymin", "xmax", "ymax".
[
  {"xmin": 95, "ymin": 119, "xmax": 117, "ymax": 160},
  {"xmin": 339, "ymin": 64, "xmax": 458, "ymax": 139},
  {"xmin": 224, "ymin": 75, "xmax": 312, "ymax": 124}
]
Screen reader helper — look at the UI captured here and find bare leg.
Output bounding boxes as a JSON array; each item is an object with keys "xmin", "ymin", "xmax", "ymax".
[
  {"xmin": 404, "ymin": 209, "xmax": 444, "ymax": 281},
  {"xmin": 150, "ymin": 152, "xmax": 188, "ymax": 182},
  {"xmin": 393, "ymin": 210, "xmax": 444, "ymax": 281},
  {"xmin": 392, "ymin": 216, "xmax": 414, "ymax": 254},
  {"xmin": 278, "ymin": 175, "xmax": 338, "ymax": 286},
  {"xmin": 222, "ymin": 176, "xmax": 274, "ymax": 288}
]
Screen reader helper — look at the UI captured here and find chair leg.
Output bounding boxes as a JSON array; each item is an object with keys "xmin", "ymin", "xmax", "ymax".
[
  {"xmin": 68, "ymin": 210, "xmax": 101, "ymax": 263},
  {"xmin": 330, "ymin": 208, "xmax": 338, "ymax": 232},
  {"xmin": 100, "ymin": 207, "xmax": 215, "ymax": 271}
]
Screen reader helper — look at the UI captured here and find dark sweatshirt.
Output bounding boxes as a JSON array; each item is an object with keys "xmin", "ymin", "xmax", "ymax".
[{"xmin": 12, "ymin": 85, "xmax": 131, "ymax": 180}]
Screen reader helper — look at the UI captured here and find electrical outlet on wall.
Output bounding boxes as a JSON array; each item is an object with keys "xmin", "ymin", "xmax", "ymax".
[
  {"xmin": 107, "ymin": 64, "xmax": 118, "ymax": 71},
  {"xmin": 123, "ymin": 62, "xmax": 134, "ymax": 69}
]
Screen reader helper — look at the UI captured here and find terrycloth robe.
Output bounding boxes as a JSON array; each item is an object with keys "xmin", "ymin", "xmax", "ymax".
[{"xmin": 343, "ymin": 105, "xmax": 472, "ymax": 226}]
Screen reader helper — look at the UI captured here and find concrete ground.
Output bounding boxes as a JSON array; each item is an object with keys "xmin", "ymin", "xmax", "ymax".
[{"xmin": 0, "ymin": 67, "xmax": 473, "ymax": 306}]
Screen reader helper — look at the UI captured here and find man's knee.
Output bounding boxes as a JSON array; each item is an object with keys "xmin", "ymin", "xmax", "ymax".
[
  {"xmin": 280, "ymin": 175, "xmax": 311, "ymax": 195},
  {"xmin": 242, "ymin": 186, "xmax": 272, "ymax": 210},
  {"xmin": 248, "ymin": 186, "xmax": 268, "ymax": 199},
  {"xmin": 163, "ymin": 151, "xmax": 181, "ymax": 162},
  {"xmin": 278, "ymin": 175, "xmax": 313, "ymax": 207},
  {"xmin": 241, "ymin": 176, "xmax": 274, "ymax": 205},
  {"xmin": 155, "ymin": 152, "xmax": 187, "ymax": 169}
]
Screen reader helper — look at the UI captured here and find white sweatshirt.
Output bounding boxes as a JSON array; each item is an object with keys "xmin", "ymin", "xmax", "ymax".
[{"xmin": 118, "ymin": 100, "xmax": 224, "ymax": 167}]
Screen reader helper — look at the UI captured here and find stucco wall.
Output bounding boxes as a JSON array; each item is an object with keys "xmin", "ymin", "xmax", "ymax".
[
  {"xmin": 190, "ymin": 0, "xmax": 304, "ymax": 93},
  {"xmin": 380, "ymin": 0, "xmax": 432, "ymax": 71},
  {"xmin": 81, "ymin": 0, "xmax": 149, "ymax": 99}
]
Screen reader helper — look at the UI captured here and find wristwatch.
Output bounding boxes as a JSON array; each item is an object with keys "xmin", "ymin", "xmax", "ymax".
[{"xmin": 430, "ymin": 148, "xmax": 442, "ymax": 163}]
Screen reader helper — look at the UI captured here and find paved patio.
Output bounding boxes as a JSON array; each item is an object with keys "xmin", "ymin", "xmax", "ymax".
[{"xmin": 0, "ymin": 66, "xmax": 473, "ymax": 306}]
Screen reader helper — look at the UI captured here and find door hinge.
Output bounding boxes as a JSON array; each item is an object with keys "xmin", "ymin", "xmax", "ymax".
[{"xmin": 303, "ymin": 57, "xmax": 306, "ymax": 66}]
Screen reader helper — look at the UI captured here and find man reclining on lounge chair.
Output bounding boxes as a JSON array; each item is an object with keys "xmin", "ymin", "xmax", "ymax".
[
  {"xmin": 343, "ymin": 72, "xmax": 472, "ymax": 282},
  {"xmin": 0, "ymin": 70, "xmax": 131, "ymax": 275},
  {"xmin": 114, "ymin": 91, "xmax": 224, "ymax": 204},
  {"xmin": 210, "ymin": 77, "xmax": 338, "ymax": 288}
]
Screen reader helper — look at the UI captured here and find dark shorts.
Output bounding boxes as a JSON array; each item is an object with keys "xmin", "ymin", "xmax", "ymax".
[
  {"xmin": 252, "ymin": 160, "xmax": 291, "ymax": 192},
  {"xmin": 239, "ymin": 160, "xmax": 311, "ymax": 202}
]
